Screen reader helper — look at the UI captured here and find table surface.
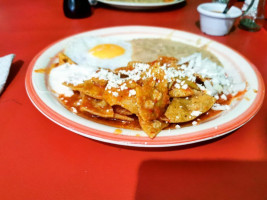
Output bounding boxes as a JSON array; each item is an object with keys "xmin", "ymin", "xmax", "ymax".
[{"xmin": 0, "ymin": 0, "xmax": 267, "ymax": 199}]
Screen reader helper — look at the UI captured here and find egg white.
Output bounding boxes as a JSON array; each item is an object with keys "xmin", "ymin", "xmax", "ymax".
[{"xmin": 64, "ymin": 36, "xmax": 132, "ymax": 70}]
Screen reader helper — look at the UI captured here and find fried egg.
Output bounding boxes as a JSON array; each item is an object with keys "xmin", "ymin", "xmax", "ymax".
[{"xmin": 64, "ymin": 37, "xmax": 132, "ymax": 70}]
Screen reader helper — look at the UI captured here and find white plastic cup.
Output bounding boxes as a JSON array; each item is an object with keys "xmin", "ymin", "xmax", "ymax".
[{"xmin": 197, "ymin": 3, "xmax": 242, "ymax": 36}]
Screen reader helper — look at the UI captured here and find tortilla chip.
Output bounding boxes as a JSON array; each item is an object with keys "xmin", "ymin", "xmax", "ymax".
[
  {"xmin": 169, "ymin": 88, "xmax": 194, "ymax": 98},
  {"xmin": 136, "ymin": 64, "xmax": 169, "ymax": 121},
  {"xmin": 58, "ymin": 53, "xmax": 76, "ymax": 65},
  {"xmin": 65, "ymin": 78, "xmax": 107, "ymax": 100},
  {"xmin": 113, "ymin": 105, "xmax": 132, "ymax": 116},
  {"xmin": 165, "ymin": 90, "xmax": 216, "ymax": 123},
  {"xmin": 139, "ymin": 118, "xmax": 168, "ymax": 138},
  {"xmin": 183, "ymin": 79, "xmax": 199, "ymax": 90},
  {"xmin": 114, "ymin": 113, "xmax": 134, "ymax": 121},
  {"xmin": 185, "ymin": 90, "xmax": 216, "ymax": 111},
  {"xmin": 103, "ymin": 88, "xmax": 139, "ymax": 115},
  {"xmin": 80, "ymin": 95, "xmax": 114, "ymax": 118},
  {"xmin": 114, "ymin": 62, "xmax": 136, "ymax": 73}
]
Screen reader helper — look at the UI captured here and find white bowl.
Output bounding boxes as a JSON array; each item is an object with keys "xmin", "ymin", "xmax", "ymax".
[{"xmin": 197, "ymin": 3, "xmax": 242, "ymax": 36}]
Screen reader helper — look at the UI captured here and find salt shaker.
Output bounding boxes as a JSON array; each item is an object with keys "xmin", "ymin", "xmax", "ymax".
[{"xmin": 63, "ymin": 0, "xmax": 92, "ymax": 19}]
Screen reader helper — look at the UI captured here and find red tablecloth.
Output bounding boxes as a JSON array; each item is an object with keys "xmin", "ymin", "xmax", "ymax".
[{"xmin": 0, "ymin": 0, "xmax": 266, "ymax": 199}]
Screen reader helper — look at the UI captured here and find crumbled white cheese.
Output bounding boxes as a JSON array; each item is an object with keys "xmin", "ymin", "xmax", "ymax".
[
  {"xmin": 212, "ymin": 103, "xmax": 230, "ymax": 111},
  {"xmin": 192, "ymin": 121, "xmax": 198, "ymax": 126},
  {"xmin": 174, "ymin": 83, "xmax": 181, "ymax": 89},
  {"xmin": 76, "ymin": 99, "xmax": 82, "ymax": 106},
  {"xmin": 191, "ymin": 111, "xmax": 202, "ymax": 116},
  {"xmin": 182, "ymin": 84, "xmax": 188, "ymax": 90},
  {"xmin": 120, "ymin": 83, "xmax": 128, "ymax": 91},
  {"xmin": 175, "ymin": 124, "xmax": 181, "ymax": 129},
  {"xmin": 178, "ymin": 53, "xmax": 244, "ymax": 97},
  {"xmin": 112, "ymin": 92, "xmax": 119, "ymax": 97},
  {"xmin": 220, "ymin": 94, "xmax": 227, "ymax": 100},
  {"xmin": 197, "ymin": 83, "xmax": 206, "ymax": 91},
  {"xmin": 129, "ymin": 89, "xmax": 136, "ymax": 97},
  {"xmin": 71, "ymin": 107, "xmax": 77, "ymax": 113}
]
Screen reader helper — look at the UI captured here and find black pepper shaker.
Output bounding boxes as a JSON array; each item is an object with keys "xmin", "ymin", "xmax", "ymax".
[{"xmin": 63, "ymin": 0, "xmax": 92, "ymax": 19}]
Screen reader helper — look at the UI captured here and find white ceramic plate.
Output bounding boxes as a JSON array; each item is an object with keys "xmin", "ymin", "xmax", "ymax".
[
  {"xmin": 25, "ymin": 26, "xmax": 265, "ymax": 147},
  {"xmin": 97, "ymin": 0, "xmax": 184, "ymax": 10}
]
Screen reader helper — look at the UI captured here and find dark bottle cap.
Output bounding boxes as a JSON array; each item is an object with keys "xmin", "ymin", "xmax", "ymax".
[{"xmin": 63, "ymin": 0, "xmax": 92, "ymax": 19}]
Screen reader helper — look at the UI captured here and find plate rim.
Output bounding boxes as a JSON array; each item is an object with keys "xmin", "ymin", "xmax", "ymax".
[{"xmin": 25, "ymin": 25, "xmax": 265, "ymax": 147}]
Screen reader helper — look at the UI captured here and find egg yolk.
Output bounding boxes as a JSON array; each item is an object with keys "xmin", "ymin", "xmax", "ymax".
[{"xmin": 89, "ymin": 44, "xmax": 125, "ymax": 59}]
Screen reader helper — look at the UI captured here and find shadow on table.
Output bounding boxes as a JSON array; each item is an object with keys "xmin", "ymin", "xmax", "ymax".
[
  {"xmin": 135, "ymin": 159, "xmax": 267, "ymax": 200},
  {"xmin": 1, "ymin": 60, "xmax": 24, "ymax": 95}
]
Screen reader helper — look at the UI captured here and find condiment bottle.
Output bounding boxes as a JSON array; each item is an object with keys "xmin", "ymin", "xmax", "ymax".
[
  {"xmin": 63, "ymin": 0, "xmax": 92, "ymax": 19},
  {"xmin": 239, "ymin": 0, "xmax": 266, "ymax": 31}
]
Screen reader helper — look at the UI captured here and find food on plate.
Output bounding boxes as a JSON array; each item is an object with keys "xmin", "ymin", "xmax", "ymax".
[
  {"xmin": 130, "ymin": 38, "xmax": 221, "ymax": 64},
  {"xmin": 48, "ymin": 40, "xmax": 246, "ymax": 138},
  {"xmin": 63, "ymin": 36, "xmax": 221, "ymax": 68},
  {"xmin": 64, "ymin": 37, "xmax": 132, "ymax": 70}
]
